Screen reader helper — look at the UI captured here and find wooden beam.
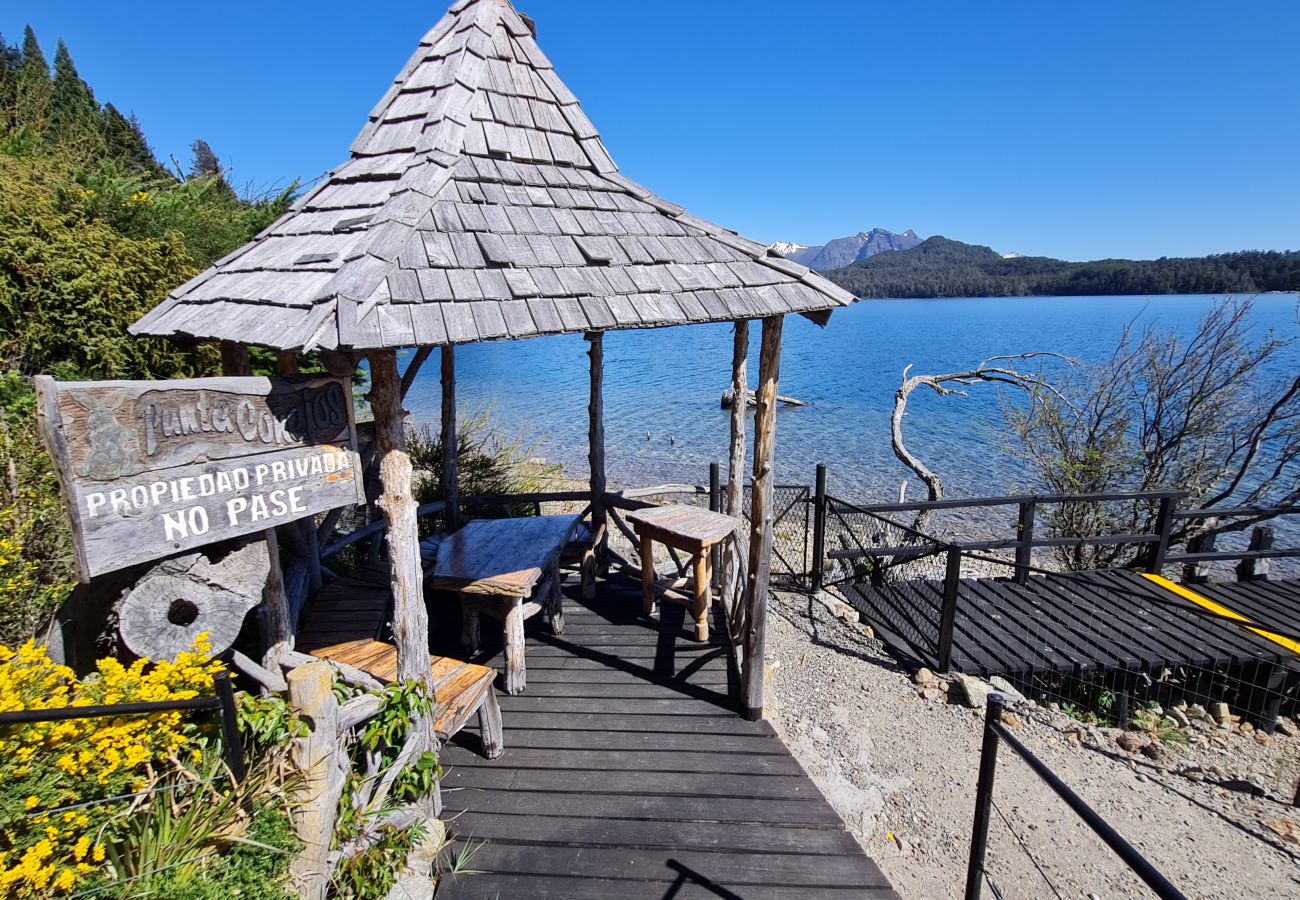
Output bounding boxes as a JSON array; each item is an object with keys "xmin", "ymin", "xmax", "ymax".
[
  {"xmin": 286, "ymin": 661, "xmax": 345, "ymax": 900},
  {"xmin": 366, "ymin": 350, "xmax": 438, "ymax": 797},
  {"xmin": 742, "ymin": 316, "xmax": 783, "ymax": 721},
  {"xmin": 586, "ymin": 332, "xmax": 608, "ymax": 571},
  {"xmin": 441, "ymin": 346, "xmax": 461, "ymax": 531},
  {"xmin": 401, "ymin": 346, "xmax": 434, "ymax": 399}
]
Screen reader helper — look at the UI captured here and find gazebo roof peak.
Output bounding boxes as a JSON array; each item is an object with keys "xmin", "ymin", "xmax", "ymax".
[{"xmin": 132, "ymin": 0, "xmax": 855, "ymax": 352}]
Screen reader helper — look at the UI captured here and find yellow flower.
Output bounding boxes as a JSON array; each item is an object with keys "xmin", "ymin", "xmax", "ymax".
[{"xmin": 22, "ymin": 796, "xmax": 39, "ymax": 811}]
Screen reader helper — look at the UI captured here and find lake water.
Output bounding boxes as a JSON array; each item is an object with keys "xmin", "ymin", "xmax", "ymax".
[{"xmin": 402, "ymin": 294, "xmax": 1300, "ymax": 503}]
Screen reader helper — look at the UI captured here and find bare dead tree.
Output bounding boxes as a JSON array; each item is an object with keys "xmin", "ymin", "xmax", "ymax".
[
  {"xmin": 1009, "ymin": 298, "xmax": 1300, "ymax": 570},
  {"xmin": 893, "ymin": 354, "xmax": 1069, "ymax": 531}
]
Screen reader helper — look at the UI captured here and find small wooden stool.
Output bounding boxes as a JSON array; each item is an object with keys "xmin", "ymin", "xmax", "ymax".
[{"xmin": 626, "ymin": 503, "xmax": 740, "ymax": 642}]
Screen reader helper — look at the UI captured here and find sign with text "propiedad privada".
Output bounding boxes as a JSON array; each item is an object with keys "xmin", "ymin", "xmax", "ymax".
[{"xmin": 34, "ymin": 374, "xmax": 366, "ymax": 580}]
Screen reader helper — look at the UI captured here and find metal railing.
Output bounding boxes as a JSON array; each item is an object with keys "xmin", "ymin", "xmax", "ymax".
[
  {"xmin": 0, "ymin": 670, "xmax": 245, "ymax": 782},
  {"xmin": 966, "ymin": 694, "xmax": 1187, "ymax": 900}
]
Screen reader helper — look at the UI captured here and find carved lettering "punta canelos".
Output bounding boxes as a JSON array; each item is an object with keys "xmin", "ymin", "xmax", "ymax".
[{"xmin": 136, "ymin": 382, "xmax": 347, "ymax": 457}]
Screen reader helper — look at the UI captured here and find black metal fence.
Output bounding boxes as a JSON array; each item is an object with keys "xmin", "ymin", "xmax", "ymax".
[
  {"xmin": 0, "ymin": 670, "xmax": 246, "ymax": 782},
  {"xmin": 966, "ymin": 694, "xmax": 1188, "ymax": 900}
]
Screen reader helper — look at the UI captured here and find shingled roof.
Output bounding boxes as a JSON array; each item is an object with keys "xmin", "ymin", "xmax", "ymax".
[{"xmin": 131, "ymin": 0, "xmax": 855, "ymax": 352}]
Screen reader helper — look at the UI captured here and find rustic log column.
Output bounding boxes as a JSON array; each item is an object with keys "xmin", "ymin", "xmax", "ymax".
[
  {"xmin": 722, "ymin": 320, "xmax": 749, "ymax": 629},
  {"xmin": 441, "ymin": 345, "xmax": 461, "ymax": 532},
  {"xmin": 367, "ymin": 351, "xmax": 437, "ymax": 778},
  {"xmin": 287, "ymin": 661, "xmax": 345, "ymax": 900},
  {"xmin": 276, "ymin": 351, "xmax": 323, "ymax": 594},
  {"xmin": 221, "ymin": 342, "xmax": 293, "ymax": 663},
  {"xmin": 586, "ymin": 332, "xmax": 608, "ymax": 572},
  {"xmin": 742, "ymin": 316, "xmax": 783, "ymax": 721},
  {"xmin": 220, "ymin": 340, "xmax": 249, "ymax": 378}
]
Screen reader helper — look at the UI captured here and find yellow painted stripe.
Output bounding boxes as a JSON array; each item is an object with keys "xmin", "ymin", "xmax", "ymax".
[{"xmin": 1141, "ymin": 573, "xmax": 1300, "ymax": 655}]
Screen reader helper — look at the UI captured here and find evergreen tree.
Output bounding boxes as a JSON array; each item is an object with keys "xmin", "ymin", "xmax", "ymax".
[
  {"xmin": 48, "ymin": 39, "xmax": 102, "ymax": 149},
  {"xmin": 101, "ymin": 102, "xmax": 165, "ymax": 176},
  {"xmin": 0, "ymin": 34, "xmax": 21, "ymax": 127},
  {"xmin": 189, "ymin": 138, "xmax": 222, "ymax": 178},
  {"xmin": 15, "ymin": 26, "xmax": 51, "ymax": 132}
]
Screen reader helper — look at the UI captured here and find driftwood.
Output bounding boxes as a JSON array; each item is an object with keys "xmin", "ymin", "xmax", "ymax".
[
  {"xmin": 892, "ymin": 355, "xmax": 1067, "ymax": 531},
  {"xmin": 720, "ymin": 388, "xmax": 806, "ymax": 409},
  {"xmin": 117, "ymin": 536, "xmax": 268, "ymax": 659}
]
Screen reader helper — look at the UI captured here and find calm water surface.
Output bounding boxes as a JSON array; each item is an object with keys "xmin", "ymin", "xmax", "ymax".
[{"xmin": 402, "ymin": 295, "xmax": 1300, "ymax": 502}]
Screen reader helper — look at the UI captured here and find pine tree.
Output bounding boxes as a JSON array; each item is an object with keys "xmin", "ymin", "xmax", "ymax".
[
  {"xmin": 0, "ymin": 34, "xmax": 21, "ymax": 128},
  {"xmin": 48, "ymin": 39, "xmax": 102, "ymax": 149},
  {"xmin": 101, "ymin": 102, "xmax": 166, "ymax": 176},
  {"xmin": 189, "ymin": 138, "xmax": 221, "ymax": 178},
  {"xmin": 15, "ymin": 26, "xmax": 51, "ymax": 132}
]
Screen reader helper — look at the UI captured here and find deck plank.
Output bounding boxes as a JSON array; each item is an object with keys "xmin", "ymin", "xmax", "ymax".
[{"xmin": 299, "ymin": 566, "xmax": 894, "ymax": 898}]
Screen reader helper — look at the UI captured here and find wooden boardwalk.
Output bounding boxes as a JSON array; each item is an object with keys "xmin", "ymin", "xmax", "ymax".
[
  {"xmin": 299, "ymin": 566, "xmax": 895, "ymax": 898},
  {"xmin": 845, "ymin": 568, "xmax": 1299, "ymax": 685}
]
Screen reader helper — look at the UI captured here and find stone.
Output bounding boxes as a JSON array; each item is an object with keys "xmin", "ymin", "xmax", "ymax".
[
  {"xmin": 1209, "ymin": 702, "xmax": 1231, "ymax": 724},
  {"xmin": 1183, "ymin": 768, "xmax": 1206, "ymax": 783},
  {"xmin": 988, "ymin": 676, "xmax": 1027, "ymax": 704},
  {"xmin": 1188, "ymin": 703, "xmax": 1208, "ymax": 721},
  {"xmin": 913, "ymin": 667, "xmax": 934, "ymax": 686},
  {"xmin": 956, "ymin": 674, "xmax": 994, "ymax": 709},
  {"xmin": 1255, "ymin": 731, "xmax": 1272, "ymax": 746},
  {"xmin": 1277, "ymin": 719, "xmax": 1298, "ymax": 737},
  {"xmin": 1141, "ymin": 741, "xmax": 1167, "ymax": 761},
  {"xmin": 1000, "ymin": 712, "xmax": 1024, "ymax": 729},
  {"xmin": 860, "ymin": 679, "xmax": 872, "ymax": 693},
  {"xmin": 1239, "ymin": 721, "xmax": 1255, "ymax": 734},
  {"xmin": 1116, "ymin": 732, "xmax": 1146, "ymax": 753},
  {"xmin": 1168, "ymin": 707, "xmax": 1191, "ymax": 728},
  {"xmin": 920, "ymin": 687, "xmax": 940, "ymax": 701}
]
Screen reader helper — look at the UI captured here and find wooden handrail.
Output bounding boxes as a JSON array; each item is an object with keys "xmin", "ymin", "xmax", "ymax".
[
  {"xmin": 319, "ymin": 500, "xmax": 446, "ymax": 558},
  {"xmin": 1172, "ymin": 505, "xmax": 1298, "ymax": 520}
]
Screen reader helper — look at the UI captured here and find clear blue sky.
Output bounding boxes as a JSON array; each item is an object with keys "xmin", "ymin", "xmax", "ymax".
[{"xmin": 6, "ymin": 1, "xmax": 1298, "ymax": 260}]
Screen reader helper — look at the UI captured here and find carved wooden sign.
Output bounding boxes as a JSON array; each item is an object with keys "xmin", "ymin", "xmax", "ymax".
[{"xmin": 34, "ymin": 374, "xmax": 366, "ymax": 579}]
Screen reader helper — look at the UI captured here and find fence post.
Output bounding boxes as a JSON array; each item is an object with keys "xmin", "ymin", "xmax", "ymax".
[
  {"xmin": 1014, "ymin": 500, "xmax": 1036, "ymax": 586},
  {"xmin": 1237, "ymin": 526, "xmax": 1274, "ymax": 582},
  {"xmin": 213, "ymin": 671, "xmax": 247, "ymax": 784},
  {"xmin": 811, "ymin": 463, "xmax": 827, "ymax": 593},
  {"xmin": 709, "ymin": 462, "xmax": 722, "ymax": 592},
  {"xmin": 965, "ymin": 694, "xmax": 1005, "ymax": 900},
  {"xmin": 1183, "ymin": 521, "xmax": 1218, "ymax": 584},
  {"xmin": 1147, "ymin": 495, "xmax": 1177, "ymax": 574},
  {"xmin": 938, "ymin": 546, "xmax": 962, "ymax": 671}
]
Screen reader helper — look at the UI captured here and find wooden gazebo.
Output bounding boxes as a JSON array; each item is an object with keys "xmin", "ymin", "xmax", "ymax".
[{"xmin": 131, "ymin": 0, "xmax": 854, "ymax": 722}]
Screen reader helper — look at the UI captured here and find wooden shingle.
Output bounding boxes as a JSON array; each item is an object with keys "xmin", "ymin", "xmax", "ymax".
[{"xmin": 132, "ymin": 0, "xmax": 853, "ymax": 351}]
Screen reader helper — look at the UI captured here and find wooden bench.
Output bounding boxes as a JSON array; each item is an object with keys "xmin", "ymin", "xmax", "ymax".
[{"xmin": 309, "ymin": 639, "xmax": 503, "ymax": 759}]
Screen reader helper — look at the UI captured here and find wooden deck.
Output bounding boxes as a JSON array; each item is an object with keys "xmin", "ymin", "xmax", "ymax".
[
  {"xmin": 845, "ymin": 568, "xmax": 1299, "ymax": 683},
  {"xmin": 299, "ymin": 566, "xmax": 896, "ymax": 898}
]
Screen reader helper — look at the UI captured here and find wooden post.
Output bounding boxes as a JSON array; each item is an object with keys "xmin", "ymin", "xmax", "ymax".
[
  {"xmin": 441, "ymin": 346, "xmax": 461, "ymax": 532},
  {"xmin": 938, "ymin": 546, "xmax": 962, "ymax": 671},
  {"xmin": 722, "ymin": 321, "xmax": 749, "ymax": 631},
  {"xmin": 741, "ymin": 316, "xmax": 782, "ymax": 720},
  {"xmin": 811, "ymin": 463, "xmax": 827, "ymax": 593},
  {"xmin": 276, "ymin": 351, "xmax": 323, "ymax": 594},
  {"xmin": 586, "ymin": 332, "xmax": 608, "ymax": 572},
  {"xmin": 367, "ymin": 350, "xmax": 438, "ymax": 806},
  {"xmin": 1237, "ymin": 526, "xmax": 1274, "ymax": 582},
  {"xmin": 1184, "ymin": 518, "xmax": 1218, "ymax": 584},
  {"xmin": 287, "ymin": 661, "xmax": 345, "ymax": 900},
  {"xmin": 1014, "ymin": 500, "xmax": 1036, "ymax": 586},
  {"xmin": 221, "ymin": 343, "xmax": 294, "ymax": 665},
  {"xmin": 220, "ymin": 341, "xmax": 250, "ymax": 378}
]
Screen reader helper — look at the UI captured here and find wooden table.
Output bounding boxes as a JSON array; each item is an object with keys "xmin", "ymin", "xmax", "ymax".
[
  {"xmin": 625, "ymin": 503, "xmax": 740, "ymax": 642},
  {"xmin": 428, "ymin": 515, "xmax": 582, "ymax": 695}
]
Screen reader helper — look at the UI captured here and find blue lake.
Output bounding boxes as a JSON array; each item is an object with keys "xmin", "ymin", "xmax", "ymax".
[{"xmin": 402, "ymin": 294, "xmax": 1300, "ymax": 502}]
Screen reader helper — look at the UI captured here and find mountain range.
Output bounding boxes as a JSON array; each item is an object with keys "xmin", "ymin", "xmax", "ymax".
[
  {"xmin": 818, "ymin": 235, "xmax": 1300, "ymax": 298},
  {"xmin": 772, "ymin": 228, "xmax": 921, "ymax": 271}
]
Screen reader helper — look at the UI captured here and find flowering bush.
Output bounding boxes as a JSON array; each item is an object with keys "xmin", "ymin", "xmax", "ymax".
[{"xmin": 0, "ymin": 637, "xmax": 224, "ymax": 897}]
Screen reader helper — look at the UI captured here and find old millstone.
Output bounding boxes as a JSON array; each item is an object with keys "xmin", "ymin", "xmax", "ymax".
[
  {"xmin": 117, "ymin": 536, "xmax": 268, "ymax": 659},
  {"xmin": 988, "ymin": 675, "xmax": 1026, "ymax": 704}
]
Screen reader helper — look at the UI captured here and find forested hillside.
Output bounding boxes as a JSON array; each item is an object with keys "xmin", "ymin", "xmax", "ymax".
[
  {"xmin": 822, "ymin": 236, "xmax": 1300, "ymax": 299},
  {"xmin": 0, "ymin": 26, "xmax": 298, "ymax": 641}
]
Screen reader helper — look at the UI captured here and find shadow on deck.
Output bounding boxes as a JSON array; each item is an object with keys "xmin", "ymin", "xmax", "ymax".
[{"xmin": 300, "ymin": 568, "xmax": 896, "ymax": 898}]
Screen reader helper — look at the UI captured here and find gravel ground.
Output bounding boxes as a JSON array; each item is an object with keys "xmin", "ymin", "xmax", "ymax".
[{"xmin": 765, "ymin": 589, "xmax": 1300, "ymax": 900}]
